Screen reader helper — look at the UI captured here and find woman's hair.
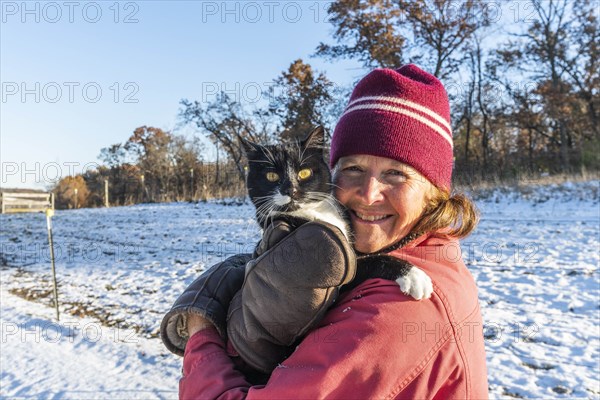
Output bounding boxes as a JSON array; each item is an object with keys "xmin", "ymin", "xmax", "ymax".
[{"xmin": 411, "ymin": 185, "xmax": 479, "ymax": 239}]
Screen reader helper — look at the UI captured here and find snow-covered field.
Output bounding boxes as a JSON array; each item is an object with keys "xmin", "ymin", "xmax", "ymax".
[{"xmin": 1, "ymin": 181, "xmax": 599, "ymax": 399}]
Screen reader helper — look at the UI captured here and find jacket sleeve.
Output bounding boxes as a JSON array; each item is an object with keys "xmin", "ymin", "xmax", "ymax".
[
  {"xmin": 179, "ymin": 279, "xmax": 463, "ymax": 400},
  {"xmin": 179, "ymin": 328, "xmax": 251, "ymax": 400}
]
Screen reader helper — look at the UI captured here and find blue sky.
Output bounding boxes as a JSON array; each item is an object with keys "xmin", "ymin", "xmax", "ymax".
[
  {"xmin": 1, "ymin": 1, "xmax": 544, "ymax": 190},
  {"xmin": 1, "ymin": 1, "xmax": 365, "ymax": 189}
]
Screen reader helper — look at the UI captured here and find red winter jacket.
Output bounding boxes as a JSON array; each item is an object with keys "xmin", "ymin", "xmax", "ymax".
[{"xmin": 179, "ymin": 233, "xmax": 489, "ymax": 399}]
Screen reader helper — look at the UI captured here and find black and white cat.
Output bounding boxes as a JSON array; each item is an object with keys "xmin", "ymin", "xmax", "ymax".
[{"xmin": 241, "ymin": 126, "xmax": 433, "ymax": 300}]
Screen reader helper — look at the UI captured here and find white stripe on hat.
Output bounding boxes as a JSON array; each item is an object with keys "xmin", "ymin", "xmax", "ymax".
[
  {"xmin": 341, "ymin": 103, "xmax": 453, "ymax": 148},
  {"xmin": 346, "ymin": 95, "xmax": 452, "ymax": 133}
]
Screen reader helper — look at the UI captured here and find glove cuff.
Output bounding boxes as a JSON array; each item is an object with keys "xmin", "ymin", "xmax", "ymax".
[
  {"xmin": 160, "ymin": 294, "xmax": 228, "ymax": 356},
  {"xmin": 160, "ymin": 254, "xmax": 251, "ymax": 357}
]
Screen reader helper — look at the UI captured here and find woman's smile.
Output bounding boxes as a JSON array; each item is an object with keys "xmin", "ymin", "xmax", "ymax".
[
  {"xmin": 352, "ymin": 209, "xmax": 392, "ymax": 223},
  {"xmin": 334, "ymin": 154, "xmax": 432, "ymax": 253}
]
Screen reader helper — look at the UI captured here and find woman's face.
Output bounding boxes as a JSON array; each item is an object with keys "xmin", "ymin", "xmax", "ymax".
[{"xmin": 334, "ymin": 155, "xmax": 432, "ymax": 253}]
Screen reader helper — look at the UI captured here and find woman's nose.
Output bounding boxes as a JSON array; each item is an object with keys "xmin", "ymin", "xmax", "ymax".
[{"xmin": 358, "ymin": 176, "xmax": 384, "ymax": 205}]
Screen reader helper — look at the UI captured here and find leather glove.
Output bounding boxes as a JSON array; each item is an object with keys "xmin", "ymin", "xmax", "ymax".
[
  {"xmin": 227, "ymin": 221, "xmax": 356, "ymax": 373},
  {"xmin": 160, "ymin": 253, "xmax": 252, "ymax": 356},
  {"xmin": 253, "ymin": 217, "xmax": 305, "ymax": 257}
]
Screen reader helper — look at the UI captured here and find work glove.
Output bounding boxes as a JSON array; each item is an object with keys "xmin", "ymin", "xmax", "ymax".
[
  {"xmin": 160, "ymin": 218, "xmax": 299, "ymax": 357},
  {"xmin": 227, "ymin": 220, "xmax": 356, "ymax": 373},
  {"xmin": 160, "ymin": 253, "xmax": 252, "ymax": 356},
  {"xmin": 253, "ymin": 218, "xmax": 297, "ymax": 257}
]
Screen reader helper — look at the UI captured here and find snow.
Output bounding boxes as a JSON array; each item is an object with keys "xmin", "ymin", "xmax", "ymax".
[{"xmin": 1, "ymin": 182, "xmax": 599, "ymax": 399}]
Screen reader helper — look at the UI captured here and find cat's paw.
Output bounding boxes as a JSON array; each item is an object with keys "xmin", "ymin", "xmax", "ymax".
[{"xmin": 395, "ymin": 267, "xmax": 433, "ymax": 300}]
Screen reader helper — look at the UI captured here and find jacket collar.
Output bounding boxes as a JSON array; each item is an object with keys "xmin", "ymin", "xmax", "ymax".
[{"xmin": 356, "ymin": 229, "xmax": 452, "ymax": 257}]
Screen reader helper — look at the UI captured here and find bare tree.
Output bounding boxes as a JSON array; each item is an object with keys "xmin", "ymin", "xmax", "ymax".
[
  {"xmin": 563, "ymin": 0, "xmax": 599, "ymax": 140},
  {"xmin": 316, "ymin": 0, "xmax": 404, "ymax": 69},
  {"xmin": 316, "ymin": 0, "xmax": 492, "ymax": 78},
  {"xmin": 124, "ymin": 126, "xmax": 175, "ymax": 201},
  {"xmin": 180, "ymin": 94, "xmax": 276, "ymax": 180},
  {"xmin": 495, "ymin": 0, "xmax": 581, "ymax": 171}
]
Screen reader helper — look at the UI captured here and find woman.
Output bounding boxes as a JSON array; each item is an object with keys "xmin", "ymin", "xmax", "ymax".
[{"xmin": 178, "ymin": 65, "xmax": 489, "ymax": 398}]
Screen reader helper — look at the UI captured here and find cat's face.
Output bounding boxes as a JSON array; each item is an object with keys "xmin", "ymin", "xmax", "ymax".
[{"xmin": 243, "ymin": 127, "xmax": 331, "ymax": 227}]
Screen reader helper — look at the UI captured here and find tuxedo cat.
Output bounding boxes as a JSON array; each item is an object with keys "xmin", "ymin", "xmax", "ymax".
[{"xmin": 241, "ymin": 126, "xmax": 432, "ymax": 300}]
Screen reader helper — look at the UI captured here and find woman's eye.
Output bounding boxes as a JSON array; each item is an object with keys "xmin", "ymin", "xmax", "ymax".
[
  {"xmin": 298, "ymin": 168, "xmax": 312, "ymax": 180},
  {"xmin": 342, "ymin": 165, "xmax": 363, "ymax": 173},
  {"xmin": 386, "ymin": 169, "xmax": 405, "ymax": 176},
  {"xmin": 265, "ymin": 172, "xmax": 279, "ymax": 182},
  {"xmin": 385, "ymin": 170, "xmax": 407, "ymax": 181}
]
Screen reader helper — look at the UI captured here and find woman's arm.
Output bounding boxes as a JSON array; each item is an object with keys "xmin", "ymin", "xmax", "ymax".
[
  {"xmin": 180, "ymin": 327, "xmax": 251, "ymax": 400},
  {"xmin": 179, "ymin": 278, "xmax": 463, "ymax": 400}
]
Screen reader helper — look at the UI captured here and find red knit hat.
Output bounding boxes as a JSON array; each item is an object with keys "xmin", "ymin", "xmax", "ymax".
[{"xmin": 330, "ymin": 64, "xmax": 453, "ymax": 190}]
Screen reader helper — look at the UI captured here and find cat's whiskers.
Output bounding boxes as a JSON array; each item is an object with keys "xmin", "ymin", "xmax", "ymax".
[
  {"xmin": 299, "ymin": 143, "xmax": 322, "ymax": 166},
  {"xmin": 252, "ymin": 195, "xmax": 274, "ymax": 201},
  {"xmin": 256, "ymin": 200, "xmax": 274, "ymax": 211},
  {"xmin": 326, "ymin": 182, "xmax": 343, "ymax": 191},
  {"xmin": 305, "ymin": 191, "xmax": 337, "ymax": 201},
  {"xmin": 253, "ymin": 200, "xmax": 273, "ymax": 214},
  {"xmin": 255, "ymin": 200, "xmax": 274, "ymax": 216},
  {"xmin": 243, "ymin": 195, "xmax": 273, "ymax": 237},
  {"xmin": 254, "ymin": 191, "xmax": 283, "ymax": 228},
  {"xmin": 304, "ymin": 192, "xmax": 343, "ymax": 212},
  {"xmin": 268, "ymin": 210, "xmax": 278, "ymax": 229},
  {"xmin": 296, "ymin": 141, "xmax": 308, "ymax": 166},
  {"xmin": 249, "ymin": 160, "xmax": 275, "ymax": 165},
  {"xmin": 260, "ymin": 202, "xmax": 279, "ymax": 228},
  {"xmin": 260, "ymin": 146, "xmax": 277, "ymax": 166}
]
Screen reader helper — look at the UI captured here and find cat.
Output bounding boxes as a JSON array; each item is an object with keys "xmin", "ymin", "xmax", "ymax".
[{"xmin": 241, "ymin": 126, "xmax": 433, "ymax": 300}]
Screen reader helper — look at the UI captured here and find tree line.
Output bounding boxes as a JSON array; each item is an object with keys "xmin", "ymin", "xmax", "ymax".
[
  {"xmin": 53, "ymin": 0, "xmax": 599, "ymax": 209},
  {"xmin": 53, "ymin": 126, "xmax": 246, "ymax": 209}
]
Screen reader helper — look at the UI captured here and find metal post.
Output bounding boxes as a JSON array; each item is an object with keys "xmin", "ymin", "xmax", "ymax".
[
  {"xmin": 140, "ymin": 174, "xmax": 145, "ymax": 203},
  {"xmin": 190, "ymin": 168, "xmax": 194, "ymax": 201},
  {"xmin": 215, "ymin": 142, "xmax": 220, "ymax": 184},
  {"xmin": 45, "ymin": 209, "xmax": 60, "ymax": 321},
  {"xmin": 104, "ymin": 179, "xmax": 109, "ymax": 207}
]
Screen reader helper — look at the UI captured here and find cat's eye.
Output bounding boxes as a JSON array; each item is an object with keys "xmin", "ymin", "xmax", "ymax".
[
  {"xmin": 298, "ymin": 168, "xmax": 312, "ymax": 180},
  {"xmin": 265, "ymin": 172, "xmax": 279, "ymax": 182}
]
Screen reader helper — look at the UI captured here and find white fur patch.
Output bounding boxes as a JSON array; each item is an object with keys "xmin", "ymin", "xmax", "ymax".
[
  {"xmin": 289, "ymin": 200, "xmax": 350, "ymax": 241},
  {"xmin": 273, "ymin": 192, "xmax": 291, "ymax": 206},
  {"xmin": 396, "ymin": 267, "xmax": 433, "ymax": 300}
]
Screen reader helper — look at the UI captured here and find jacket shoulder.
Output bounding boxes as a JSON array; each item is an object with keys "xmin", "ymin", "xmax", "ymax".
[
  {"xmin": 390, "ymin": 236, "xmax": 481, "ymax": 322},
  {"xmin": 327, "ymin": 238, "xmax": 488, "ymax": 397},
  {"xmin": 324, "ymin": 279, "xmax": 457, "ymax": 393}
]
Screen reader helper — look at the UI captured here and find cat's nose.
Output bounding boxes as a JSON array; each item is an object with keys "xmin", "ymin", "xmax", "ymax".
[{"xmin": 289, "ymin": 188, "xmax": 299, "ymax": 199}]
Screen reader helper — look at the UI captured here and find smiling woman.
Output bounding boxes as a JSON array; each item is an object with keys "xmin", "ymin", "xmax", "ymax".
[{"xmin": 171, "ymin": 65, "xmax": 489, "ymax": 399}]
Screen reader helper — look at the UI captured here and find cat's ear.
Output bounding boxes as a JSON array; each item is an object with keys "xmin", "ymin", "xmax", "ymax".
[
  {"xmin": 240, "ymin": 137, "xmax": 261, "ymax": 156},
  {"xmin": 301, "ymin": 126, "xmax": 325, "ymax": 149}
]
